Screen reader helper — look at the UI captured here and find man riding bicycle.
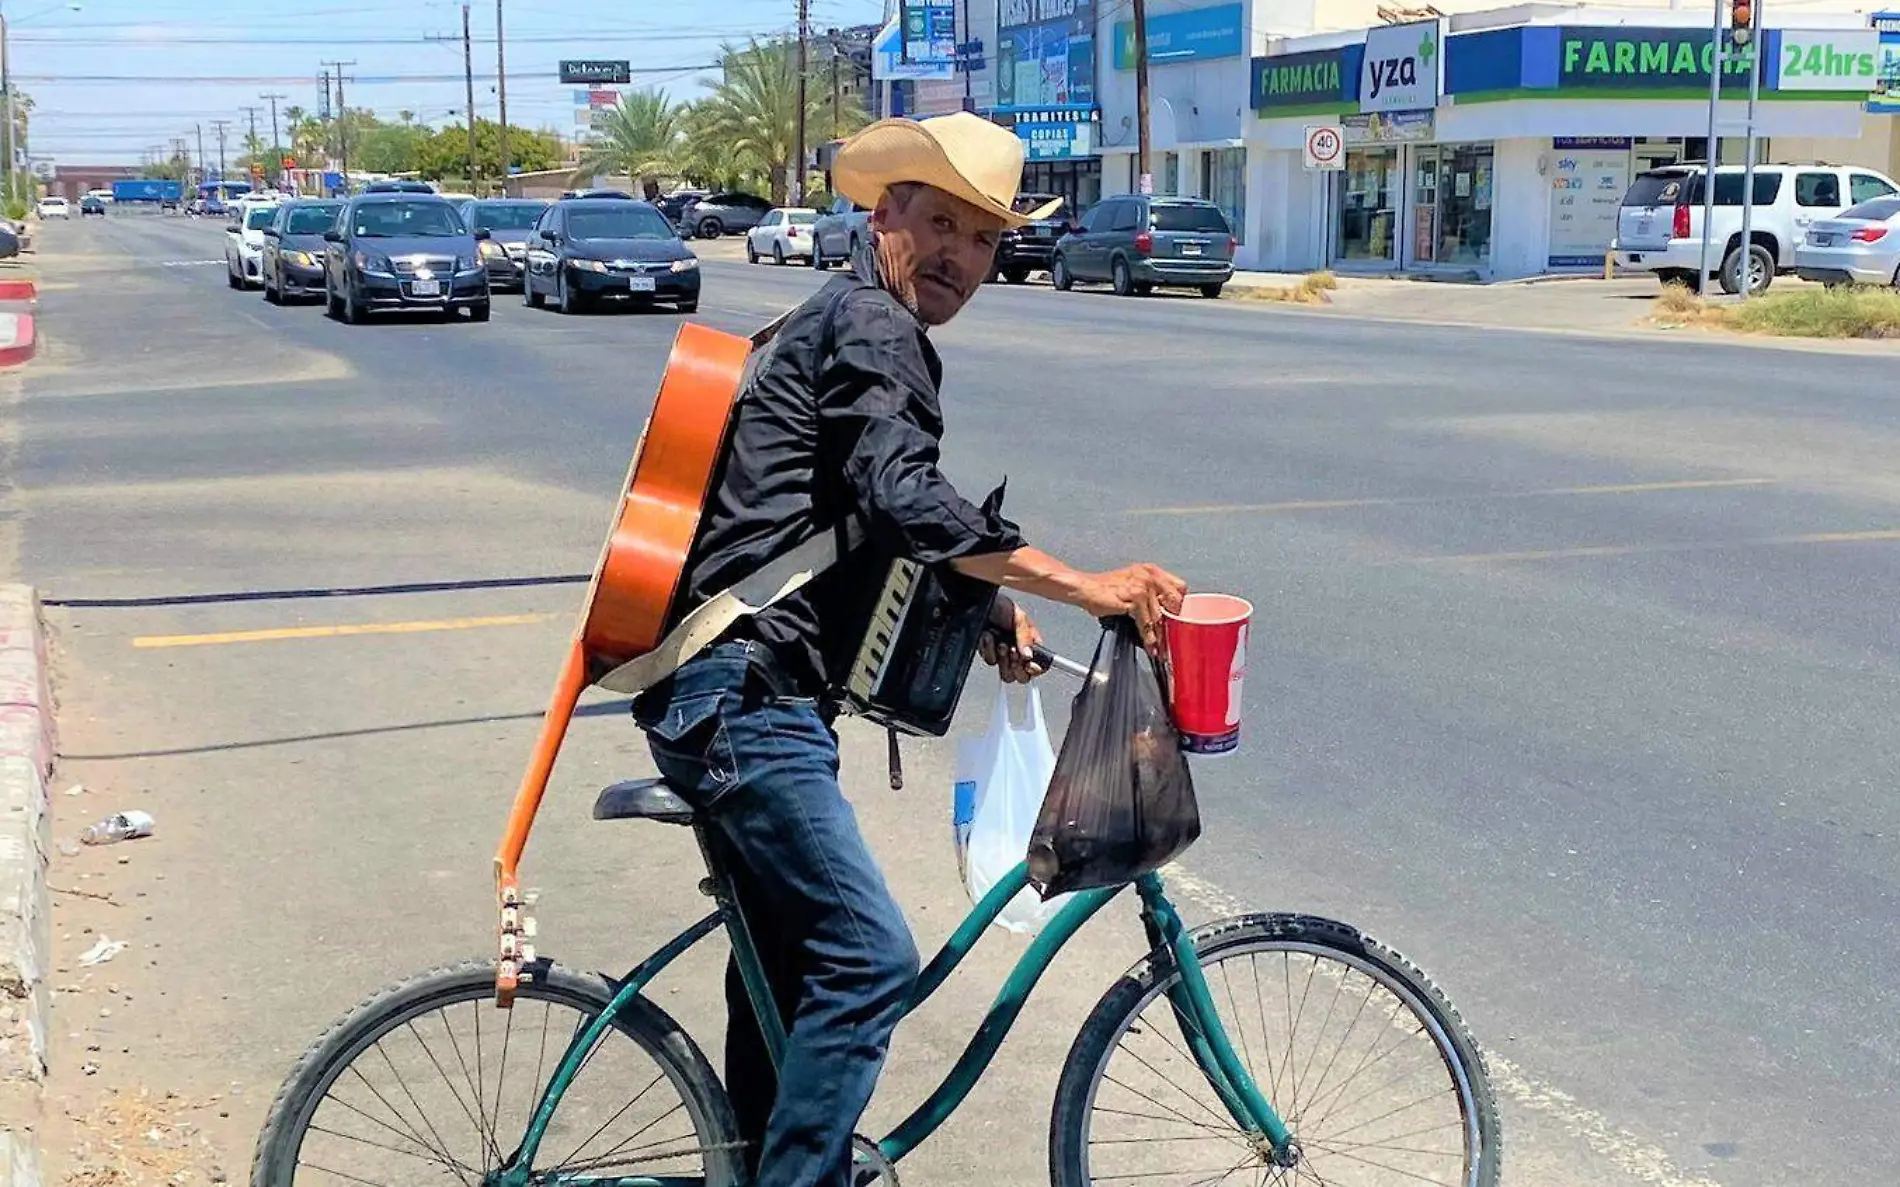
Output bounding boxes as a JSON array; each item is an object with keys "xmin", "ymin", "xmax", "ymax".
[{"xmin": 630, "ymin": 112, "xmax": 1187, "ymax": 1187}]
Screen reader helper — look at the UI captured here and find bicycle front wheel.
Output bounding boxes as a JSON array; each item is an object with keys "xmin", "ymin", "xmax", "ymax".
[
  {"xmin": 251, "ymin": 960, "xmax": 744, "ymax": 1187},
  {"xmin": 1051, "ymin": 914, "xmax": 1501, "ymax": 1187}
]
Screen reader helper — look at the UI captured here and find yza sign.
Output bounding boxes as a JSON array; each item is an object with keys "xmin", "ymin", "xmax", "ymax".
[{"xmin": 1360, "ymin": 18, "xmax": 1441, "ymax": 113}]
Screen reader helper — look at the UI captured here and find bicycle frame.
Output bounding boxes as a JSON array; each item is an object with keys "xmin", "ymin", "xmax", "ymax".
[{"xmin": 498, "ymin": 859, "xmax": 1291, "ymax": 1187}]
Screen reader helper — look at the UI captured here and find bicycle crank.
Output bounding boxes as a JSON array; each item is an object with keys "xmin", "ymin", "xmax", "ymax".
[{"xmin": 849, "ymin": 1135, "xmax": 899, "ymax": 1186}]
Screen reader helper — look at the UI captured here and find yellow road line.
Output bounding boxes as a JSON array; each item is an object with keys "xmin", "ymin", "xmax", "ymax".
[
  {"xmin": 1412, "ymin": 528, "xmax": 1900, "ymax": 565},
  {"xmin": 133, "ymin": 612, "xmax": 554, "ymax": 649},
  {"xmin": 1125, "ymin": 478, "xmax": 1777, "ymax": 517}
]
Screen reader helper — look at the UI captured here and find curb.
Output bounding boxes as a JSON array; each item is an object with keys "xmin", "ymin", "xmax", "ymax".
[
  {"xmin": 0, "ymin": 585, "xmax": 51, "ymax": 1187},
  {"xmin": 0, "ymin": 316, "xmax": 33, "ymax": 369}
]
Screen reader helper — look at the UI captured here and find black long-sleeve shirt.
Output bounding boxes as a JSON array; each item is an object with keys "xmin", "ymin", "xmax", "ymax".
[{"xmin": 674, "ymin": 245, "xmax": 1025, "ymax": 696}]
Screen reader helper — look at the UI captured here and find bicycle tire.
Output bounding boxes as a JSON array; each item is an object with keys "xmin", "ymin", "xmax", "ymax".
[
  {"xmin": 250, "ymin": 959, "xmax": 744, "ymax": 1187},
  {"xmin": 1050, "ymin": 913, "xmax": 1501, "ymax": 1187}
]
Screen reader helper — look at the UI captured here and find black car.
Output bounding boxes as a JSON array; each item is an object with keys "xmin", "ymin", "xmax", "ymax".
[
  {"xmin": 79, "ymin": 195, "xmax": 106, "ymax": 217},
  {"xmin": 990, "ymin": 193, "xmax": 1074, "ymax": 283},
  {"xmin": 261, "ymin": 199, "xmax": 344, "ymax": 303},
  {"xmin": 458, "ymin": 198, "xmax": 549, "ymax": 291},
  {"xmin": 364, "ymin": 179, "xmax": 436, "ymax": 195},
  {"xmin": 522, "ymin": 198, "xmax": 699, "ymax": 314},
  {"xmin": 321, "ymin": 194, "xmax": 491, "ymax": 323},
  {"xmin": 653, "ymin": 189, "xmax": 707, "ymax": 229}
]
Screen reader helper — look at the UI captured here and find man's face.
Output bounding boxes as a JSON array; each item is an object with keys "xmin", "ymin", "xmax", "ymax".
[{"xmin": 871, "ymin": 185, "xmax": 1007, "ymax": 326}]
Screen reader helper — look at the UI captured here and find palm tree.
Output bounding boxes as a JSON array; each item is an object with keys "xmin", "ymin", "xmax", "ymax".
[
  {"xmin": 574, "ymin": 90, "xmax": 682, "ymax": 196},
  {"xmin": 692, "ymin": 38, "xmax": 864, "ymax": 204}
]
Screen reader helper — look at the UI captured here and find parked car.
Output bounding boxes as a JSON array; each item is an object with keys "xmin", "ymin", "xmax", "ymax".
[
  {"xmin": 225, "ymin": 198, "xmax": 284, "ymax": 289},
  {"xmin": 79, "ymin": 195, "xmax": 106, "ymax": 217},
  {"xmin": 260, "ymin": 198, "xmax": 344, "ymax": 303},
  {"xmin": 811, "ymin": 196, "xmax": 871, "ymax": 269},
  {"xmin": 1052, "ymin": 195, "xmax": 1235, "ymax": 298},
  {"xmin": 680, "ymin": 191, "xmax": 772, "ymax": 239},
  {"xmin": 35, "ymin": 197, "xmax": 69, "ymax": 220},
  {"xmin": 989, "ymin": 192, "xmax": 1073, "ymax": 283},
  {"xmin": 363, "ymin": 179, "xmax": 437, "ymax": 194},
  {"xmin": 1615, "ymin": 162, "xmax": 1900, "ymax": 295},
  {"xmin": 458, "ymin": 198, "xmax": 550, "ymax": 290},
  {"xmin": 322, "ymin": 193, "xmax": 491, "ymax": 323},
  {"xmin": 560, "ymin": 188, "xmax": 636, "ymax": 201},
  {"xmin": 1793, "ymin": 194, "xmax": 1900, "ymax": 287},
  {"xmin": 745, "ymin": 207, "xmax": 818, "ymax": 265},
  {"xmin": 523, "ymin": 198, "xmax": 698, "ymax": 314},
  {"xmin": 654, "ymin": 189, "xmax": 708, "ymax": 229},
  {"xmin": 520, "ymin": 201, "xmax": 699, "ymax": 315}
]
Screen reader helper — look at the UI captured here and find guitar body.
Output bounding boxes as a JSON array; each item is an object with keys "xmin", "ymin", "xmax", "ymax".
[{"xmin": 577, "ymin": 322, "xmax": 756, "ymax": 681}]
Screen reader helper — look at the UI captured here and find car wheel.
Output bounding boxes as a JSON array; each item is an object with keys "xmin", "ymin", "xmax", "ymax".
[
  {"xmin": 1052, "ymin": 254, "xmax": 1073, "ymax": 292},
  {"xmin": 264, "ymin": 268, "xmax": 281, "ymax": 304},
  {"xmin": 342, "ymin": 283, "xmax": 360, "ymax": 324},
  {"xmin": 1003, "ymin": 266, "xmax": 1031, "ymax": 284},
  {"xmin": 525, "ymin": 274, "xmax": 545, "ymax": 308},
  {"xmin": 1656, "ymin": 267, "xmax": 1694, "ymax": 289},
  {"xmin": 746, "ymin": 240, "xmax": 758, "ymax": 264},
  {"xmin": 812, "ymin": 240, "xmax": 827, "ymax": 270},
  {"xmin": 697, "ymin": 217, "xmax": 721, "ymax": 240},
  {"xmin": 1720, "ymin": 243, "xmax": 1773, "ymax": 296},
  {"xmin": 227, "ymin": 263, "xmax": 243, "ymax": 290},
  {"xmin": 677, "ymin": 300, "xmax": 699, "ymax": 314},
  {"xmin": 469, "ymin": 301, "xmax": 491, "ymax": 323},
  {"xmin": 557, "ymin": 272, "xmax": 584, "ymax": 315},
  {"xmin": 326, "ymin": 282, "xmax": 342, "ymax": 319},
  {"xmin": 1112, "ymin": 257, "xmax": 1137, "ymax": 297},
  {"xmin": 1199, "ymin": 282, "xmax": 1225, "ymax": 299},
  {"xmin": 773, "ymin": 242, "xmax": 786, "ymax": 266}
]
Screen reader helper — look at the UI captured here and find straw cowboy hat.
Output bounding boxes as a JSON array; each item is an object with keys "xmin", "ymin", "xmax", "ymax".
[{"xmin": 833, "ymin": 111, "xmax": 1064, "ymax": 229}]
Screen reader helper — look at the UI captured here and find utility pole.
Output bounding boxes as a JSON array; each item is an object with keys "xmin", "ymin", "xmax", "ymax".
[
  {"xmin": 261, "ymin": 91, "xmax": 286, "ymax": 185},
  {"xmin": 495, "ymin": 0, "xmax": 509, "ymax": 191},
  {"xmin": 321, "ymin": 60, "xmax": 355, "ymax": 188},
  {"xmin": 830, "ymin": 33, "xmax": 841, "ymax": 142},
  {"xmin": 1132, "ymin": 0, "xmax": 1152, "ymax": 194},
  {"xmin": 1, "ymin": 13, "xmax": 15, "ymax": 202},
  {"xmin": 239, "ymin": 104, "xmax": 261, "ymax": 186},
  {"xmin": 462, "ymin": 3, "xmax": 479, "ymax": 192},
  {"xmin": 794, "ymin": 0, "xmax": 809, "ymax": 204},
  {"xmin": 196, "ymin": 123, "xmax": 206, "ymax": 184},
  {"xmin": 1696, "ymin": 0, "xmax": 1723, "ymax": 293},
  {"xmin": 211, "ymin": 119, "xmax": 231, "ymax": 184},
  {"xmin": 1736, "ymin": 0, "xmax": 1762, "ymax": 300}
]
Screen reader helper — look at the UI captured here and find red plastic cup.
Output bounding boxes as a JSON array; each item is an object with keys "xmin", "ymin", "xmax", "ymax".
[{"xmin": 1162, "ymin": 593, "xmax": 1253, "ymax": 756}]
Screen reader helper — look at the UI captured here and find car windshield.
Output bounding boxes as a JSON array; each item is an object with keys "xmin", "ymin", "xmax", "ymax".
[
  {"xmin": 285, "ymin": 205, "xmax": 340, "ymax": 234},
  {"xmin": 353, "ymin": 201, "xmax": 465, "ymax": 237},
  {"xmin": 1623, "ymin": 172, "xmax": 1687, "ymax": 207},
  {"xmin": 567, "ymin": 205, "xmax": 672, "ymax": 240},
  {"xmin": 245, "ymin": 208, "xmax": 278, "ymax": 230},
  {"xmin": 1014, "ymin": 193, "xmax": 1061, "ymax": 215},
  {"xmin": 470, "ymin": 202, "xmax": 546, "ymax": 230},
  {"xmin": 1150, "ymin": 204, "xmax": 1229, "ymax": 233},
  {"xmin": 1840, "ymin": 196, "xmax": 1900, "ymax": 222}
]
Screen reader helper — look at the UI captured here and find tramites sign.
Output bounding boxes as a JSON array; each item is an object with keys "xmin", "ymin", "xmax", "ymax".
[{"xmin": 1000, "ymin": 0, "xmax": 1078, "ymax": 28}]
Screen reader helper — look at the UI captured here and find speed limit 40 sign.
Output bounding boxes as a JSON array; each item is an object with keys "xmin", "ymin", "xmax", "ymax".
[{"xmin": 1303, "ymin": 125, "xmax": 1345, "ymax": 171}]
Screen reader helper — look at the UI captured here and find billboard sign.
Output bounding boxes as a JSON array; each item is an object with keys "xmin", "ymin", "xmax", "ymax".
[
  {"xmin": 997, "ymin": 0, "xmax": 1095, "ymax": 110},
  {"xmin": 559, "ymin": 60, "xmax": 631, "ymax": 85}
]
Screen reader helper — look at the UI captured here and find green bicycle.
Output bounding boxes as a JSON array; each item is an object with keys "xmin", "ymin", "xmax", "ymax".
[{"xmin": 252, "ymin": 757, "xmax": 1501, "ymax": 1187}]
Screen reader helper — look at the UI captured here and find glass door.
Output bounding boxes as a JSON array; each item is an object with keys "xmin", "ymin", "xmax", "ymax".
[
  {"xmin": 1336, "ymin": 148, "xmax": 1398, "ymax": 264},
  {"xmin": 1436, "ymin": 144, "xmax": 1495, "ymax": 268},
  {"xmin": 1411, "ymin": 146, "xmax": 1440, "ymax": 266}
]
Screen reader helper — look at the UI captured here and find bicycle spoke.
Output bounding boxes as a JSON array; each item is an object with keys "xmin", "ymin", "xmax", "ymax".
[
  {"xmin": 403, "ymin": 1019, "xmax": 496, "ymax": 1168},
  {"xmin": 1098, "ymin": 1071, "xmax": 1250, "ymax": 1152},
  {"xmin": 1299, "ymin": 1015, "xmax": 1435, "ymax": 1140},
  {"xmin": 307, "ymin": 1121, "xmax": 478, "ymax": 1175},
  {"xmin": 1307, "ymin": 1087, "xmax": 1455, "ymax": 1148},
  {"xmin": 529, "ymin": 1000, "xmax": 553, "ymax": 1130},
  {"xmin": 487, "ymin": 996, "xmax": 516, "ymax": 1149},
  {"xmin": 1305, "ymin": 1117, "xmax": 1462, "ymax": 1156},
  {"xmin": 301, "ymin": 1160, "xmax": 398, "ymax": 1187},
  {"xmin": 320, "ymin": 1083, "xmax": 469, "ymax": 1179},
  {"xmin": 1303, "ymin": 1047, "xmax": 1448, "ymax": 1143},
  {"xmin": 1300, "ymin": 1141, "xmax": 1462, "ymax": 1186},
  {"xmin": 1216, "ymin": 961, "xmax": 1259, "ymax": 1099},
  {"xmin": 1114, "ymin": 1038, "xmax": 1238, "ymax": 1132},
  {"xmin": 1091, "ymin": 1105, "xmax": 1240, "ymax": 1138},
  {"xmin": 343, "ymin": 1052, "xmax": 465, "ymax": 1179},
  {"xmin": 548, "ymin": 1070, "xmax": 670, "ymax": 1172},
  {"xmin": 560, "ymin": 1118, "xmax": 710, "ymax": 1170},
  {"xmin": 1279, "ymin": 954, "xmax": 1321, "ymax": 1122},
  {"xmin": 1289, "ymin": 973, "xmax": 1378, "ymax": 1128},
  {"xmin": 1250, "ymin": 955, "xmax": 1285, "ymax": 1121},
  {"xmin": 1284, "ymin": 958, "xmax": 1350, "ymax": 1120}
]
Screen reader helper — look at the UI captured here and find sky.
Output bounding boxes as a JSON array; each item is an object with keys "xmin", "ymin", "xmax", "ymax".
[{"xmin": 13, "ymin": 0, "xmax": 891, "ymax": 166}]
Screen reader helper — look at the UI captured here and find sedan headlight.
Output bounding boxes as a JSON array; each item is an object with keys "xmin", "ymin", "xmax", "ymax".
[
  {"xmin": 670, "ymin": 257, "xmax": 699, "ymax": 273},
  {"xmin": 572, "ymin": 258, "xmax": 609, "ymax": 273},
  {"xmin": 285, "ymin": 250, "xmax": 316, "ymax": 267},
  {"xmin": 479, "ymin": 239, "xmax": 505, "ymax": 258},
  {"xmin": 455, "ymin": 255, "xmax": 479, "ymax": 272},
  {"xmin": 352, "ymin": 250, "xmax": 394, "ymax": 275}
]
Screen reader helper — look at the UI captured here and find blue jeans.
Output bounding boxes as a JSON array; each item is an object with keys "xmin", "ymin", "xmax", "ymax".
[{"xmin": 635, "ymin": 641, "xmax": 920, "ymax": 1187}]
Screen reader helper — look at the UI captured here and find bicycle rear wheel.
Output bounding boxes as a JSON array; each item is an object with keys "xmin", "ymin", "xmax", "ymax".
[
  {"xmin": 1051, "ymin": 914, "xmax": 1501, "ymax": 1187},
  {"xmin": 251, "ymin": 960, "xmax": 743, "ymax": 1187}
]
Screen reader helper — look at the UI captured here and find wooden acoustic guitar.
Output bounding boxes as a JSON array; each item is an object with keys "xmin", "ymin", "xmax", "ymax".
[{"xmin": 493, "ymin": 319, "xmax": 762, "ymax": 1003}]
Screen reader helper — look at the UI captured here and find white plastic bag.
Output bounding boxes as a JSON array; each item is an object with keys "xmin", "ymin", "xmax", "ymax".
[{"xmin": 956, "ymin": 686, "xmax": 1070, "ymax": 935}]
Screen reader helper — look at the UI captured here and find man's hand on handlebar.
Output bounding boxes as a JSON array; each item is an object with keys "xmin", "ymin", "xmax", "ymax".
[{"xmin": 979, "ymin": 595, "xmax": 1045, "ymax": 683}]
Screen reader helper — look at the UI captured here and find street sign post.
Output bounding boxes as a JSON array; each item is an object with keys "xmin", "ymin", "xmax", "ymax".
[
  {"xmin": 1303, "ymin": 124, "xmax": 1344, "ymax": 171},
  {"xmin": 559, "ymin": 59, "xmax": 631, "ymax": 85}
]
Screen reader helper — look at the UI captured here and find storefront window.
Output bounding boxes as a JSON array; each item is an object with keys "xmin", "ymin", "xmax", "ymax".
[
  {"xmin": 1338, "ymin": 147, "xmax": 1398, "ymax": 263},
  {"xmin": 1162, "ymin": 153, "xmax": 1180, "ymax": 195},
  {"xmin": 1435, "ymin": 144, "xmax": 1494, "ymax": 268},
  {"xmin": 1022, "ymin": 160, "xmax": 1102, "ymax": 220},
  {"xmin": 1207, "ymin": 148, "xmax": 1246, "ymax": 245}
]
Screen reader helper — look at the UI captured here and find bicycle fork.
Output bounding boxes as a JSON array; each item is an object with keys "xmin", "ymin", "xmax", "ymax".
[{"xmin": 1135, "ymin": 874, "xmax": 1299, "ymax": 1167}]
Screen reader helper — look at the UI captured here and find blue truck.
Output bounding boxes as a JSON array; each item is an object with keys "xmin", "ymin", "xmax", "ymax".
[{"xmin": 111, "ymin": 179, "xmax": 184, "ymax": 208}]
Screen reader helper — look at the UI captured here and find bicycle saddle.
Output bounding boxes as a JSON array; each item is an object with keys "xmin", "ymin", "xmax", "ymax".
[{"xmin": 592, "ymin": 779, "xmax": 696, "ymax": 826}]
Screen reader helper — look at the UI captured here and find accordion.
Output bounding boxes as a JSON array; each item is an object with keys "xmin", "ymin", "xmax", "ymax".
[{"xmin": 840, "ymin": 558, "xmax": 998, "ymax": 737}]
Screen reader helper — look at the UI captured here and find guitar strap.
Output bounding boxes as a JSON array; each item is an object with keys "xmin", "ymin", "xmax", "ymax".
[{"xmin": 595, "ymin": 286, "xmax": 862, "ymax": 697}]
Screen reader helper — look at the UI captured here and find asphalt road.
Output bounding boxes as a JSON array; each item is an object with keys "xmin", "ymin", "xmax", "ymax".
[{"xmin": 15, "ymin": 212, "xmax": 1900, "ymax": 1187}]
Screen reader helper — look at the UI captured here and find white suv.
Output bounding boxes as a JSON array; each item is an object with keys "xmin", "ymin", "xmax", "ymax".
[
  {"xmin": 1615, "ymin": 162, "xmax": 1900, "ymax": 294},
  {"xmin": 35, "ymin": 197, "xmax": 69, "ymax": 220}
]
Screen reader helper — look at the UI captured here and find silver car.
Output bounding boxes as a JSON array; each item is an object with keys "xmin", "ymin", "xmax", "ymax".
[
  {"xmin": 1795, "ymin": 195, "xmax": 1900, "ymax": 287},
  {"xmin": 680, "ymin": 191, "xmax": 773, "ymax": 240}
]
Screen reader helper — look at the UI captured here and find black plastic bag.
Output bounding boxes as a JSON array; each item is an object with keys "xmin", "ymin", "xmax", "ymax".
[{"xmin": 1027, "ymin": 617, "xmax": 1202, "ymax": 898}]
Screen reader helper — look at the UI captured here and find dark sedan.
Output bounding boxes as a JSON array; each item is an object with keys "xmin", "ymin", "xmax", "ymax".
[
  {"xmin": 522, "ymin": 199, "xmax": 699, "ymax": 314},
  {"xmin": 261, "ymin": 199, "xmax": 344, "ymax": 303},
  {"xmin": 459, "ymin": 198, "xmax": 548, "ymax": 291},
  {"xmin": 321, "ymin": 194, "xmax": 491, "ymax": 324},
  {"xmin": 80, "ymin": 195, "xmax": 107, "ymax": 217},
  {"xmin": 990, "ymin": 192, "xmax": 1073, "ymax": 283}
]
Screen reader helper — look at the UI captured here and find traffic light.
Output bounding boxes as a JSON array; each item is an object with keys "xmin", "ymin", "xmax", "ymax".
[{"xmin": 1730, "ymin": 0, "xmax": 1753, "ymax": 44}]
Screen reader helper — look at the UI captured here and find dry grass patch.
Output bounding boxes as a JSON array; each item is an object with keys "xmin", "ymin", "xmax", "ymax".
[
  {"xmin": 1228, "ymin": 270, "xmax": 1339, "ymax": 304},
  {"xmin": 1652, "ymin": 281, "xmax": 1900, "ymax": 338}
]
